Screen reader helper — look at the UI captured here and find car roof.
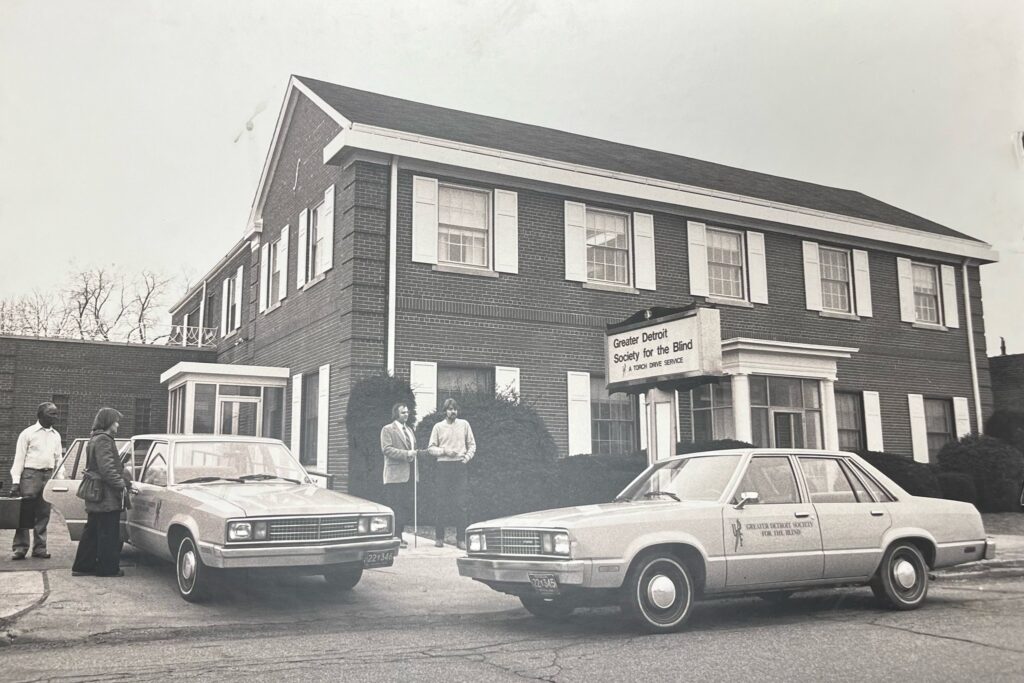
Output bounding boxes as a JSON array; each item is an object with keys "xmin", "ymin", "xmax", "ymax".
[
  {"xmin": 668, "ymin": 448, "xmax": 858, "ymax": 460},
  {"xmin": 128, "ymin": 434, "xmax": 286, "ymax": 445}
]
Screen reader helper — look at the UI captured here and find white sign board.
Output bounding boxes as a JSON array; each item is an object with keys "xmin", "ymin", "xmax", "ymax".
[{"xmin": 605, "ymin": 307, "xmax": 722, "ymax": 391}]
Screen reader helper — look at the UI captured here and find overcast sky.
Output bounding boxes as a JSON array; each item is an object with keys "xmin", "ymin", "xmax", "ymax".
[{"xmin": 2, "ymin": 0, "xmax": 1021, "ymax": 353}]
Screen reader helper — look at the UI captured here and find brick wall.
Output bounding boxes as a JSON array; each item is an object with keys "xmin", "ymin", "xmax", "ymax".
[
  {"xmin": 991, "ymin": 353, "xmax": 1024, "ymax": 413},
  {"xmin": 0, "ymin": 335, "xmax": 214, "ymax": 490}
]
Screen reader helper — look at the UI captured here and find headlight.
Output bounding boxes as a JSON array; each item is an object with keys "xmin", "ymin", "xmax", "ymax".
[
  {"xmin": 552, "ymin": 532, "xmax": 571, "ymax": 556},
  {"xmin": 228, "ymin": 521, "xmax": 252, "ymax": 541},
  {"xmin": 369, "ymin": 515, "xmax": 391, "ymax": 534},
  {"xmin": 468, "ymin": 532, "xmax": 486, "ymax": 552}
]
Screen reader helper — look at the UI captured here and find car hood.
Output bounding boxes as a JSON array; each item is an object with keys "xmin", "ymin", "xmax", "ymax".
[
  {"xmin": 470, "ymin": 500, "xmax": 720, "ymax": 531},
  {"xmin": 176, "ymin": 483, "xmax": 390, "ymax": 517}
]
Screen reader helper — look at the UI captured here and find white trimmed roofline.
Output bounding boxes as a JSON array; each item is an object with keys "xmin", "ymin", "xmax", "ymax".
[
  {"xmin": 169, "ymin": 237, "xmax": 249, "ymax": 315},
  {"xmin": 324, "ymin": 123, "xmax": 998, "ymax": 263}
]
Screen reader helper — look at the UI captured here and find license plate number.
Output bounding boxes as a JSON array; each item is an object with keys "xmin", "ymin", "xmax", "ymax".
[
  {"xmin": 529, "ymin": 573, "xmax": 559, "ymax": 596},
  {"xmin": 364, "ymin": 550, "xmax": 394, "ymax": 568}
]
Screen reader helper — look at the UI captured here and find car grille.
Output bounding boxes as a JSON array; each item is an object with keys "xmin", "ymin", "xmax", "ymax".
[
  {"xmin": 482, "ymin": 528, "xmax": 543, "ymax": 556},
  {"xmin": 267, "ymin": 516, "xmax": 361, "ymax": 543}
]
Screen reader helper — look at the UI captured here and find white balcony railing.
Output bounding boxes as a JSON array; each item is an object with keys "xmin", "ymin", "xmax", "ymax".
[{"xmin": 168, "ymin": 324, "xmax": 219, "ymax": 348}]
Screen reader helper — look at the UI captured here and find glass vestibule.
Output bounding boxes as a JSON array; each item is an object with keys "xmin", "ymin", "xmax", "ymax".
[
  {"xmin": 690, "ymin": 376, "xmax": 823, "ymax": 448},
  {"xmin": 168, "ymin": 381, "xmax": 286, "ymax": 438}
]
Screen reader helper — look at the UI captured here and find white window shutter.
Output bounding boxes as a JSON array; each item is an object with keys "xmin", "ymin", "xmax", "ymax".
[
  {"xmin": 495, "ymin": 366, "xmax": 520, "ymax": 401},
  {"xmin": 940, "ymin": 264, "xmax": 959, "ymax": 328},
  {"xmin": 290, "ymin": 374, "xmax": 302, "ymax": 455},
  {"xmin": 638, "ymin": 393, "xmax": 647, "ymax": 450},
  {"xmin": 633, "ymin": 212, "xmax": 656, "ymax": 291},
  {"xmin": 412, "ymin": 176, "xmax": 439, "ymax": 264},
  {"xmin": 953, "ymin": 397, "xmax": 971, "ymax": 438},
  {"xmin": 564, "ymin": 201, "xmax": 587, "ymax": 282},
  {"xmin": 297, "ymin": 209, "xmax": 308, "ymax": 289},
  {"xmin": 494, "ymin": 189, "xmax": 519, "ymax": 274},
  {"xmin": 897, "ymin": 258, "xmax": 915, "ymax": 323},
  {"xmin": 320, "ymin": 185, "xmax": 335, "ymax": 274},
  {"xmin": 259, "ymin": 244, "xmax": 269, "ymax": 313},
  {"xmin": 409, "ymin": 361, "xmax": 437, "ymax": 419},
  {"xmin": 317, "ymin": 364, "xmax": 330, "ymax": 473},
  {"xmin": 278, "ymin": 225, "xmax": 289, "ymax": 301},
  {"xmin": 802, "ymin": 241, "xmax": 822, "ymax": 311},
  {"xmin": 220, "ymin": 278, "xmax": 229, "ymax": 337},
  {"xmin": 687, "ymin": 221, "xmax": 709, "ymax": 296},
  {"xmin": 746, "ymin": 231, "xmax": 768, "ymax": 304},
  {"xmin": 852, "ymin": 249, "xmax": 873, "ymax": 317},
  {"xmin": 862, "ymin": 391, "xmax": 884, "ymax": 452},
  {"xmin": 907, "ymin": 394, "xmax": 929, "ymax": 463},
  {"xmin": 233, "ymin": 265, "xmax": 243, "ymax": 331},
  {"xmin": 566, "ymin": 371, "xmax": 592, "ymax": 456}
]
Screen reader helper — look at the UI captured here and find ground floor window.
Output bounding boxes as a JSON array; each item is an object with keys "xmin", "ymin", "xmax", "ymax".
[
  {"xmin": 262, "ymin": 387, "xmax": 285, "ymax": 439},
  {"xmin": 590, "ymin": 376, "xmax": 635, "ymax": 455},
  {"xmin": 300, "ymin": 372, "xmax": 319, "ymax": 466},
  {"xmin": 924, "ymin": 398, "xmax": 955, "ymax": 459},
  {"xmin": 169, "ymin": 385, "xmax": 186, "ymax": 433},
  {"xmin": 749, "ymin": 376, "xmax": 822, "ymax": 449},
  {"xmin": 690, "ymin": 381, "xmax": 734, "ymax": 442},
  {"xmin": 134, "ymin": 398, "xmax": 151, "ymax": 435},
  {"xmin": 437, "ymin": 366, "xmax": 494, "ymax": 404},
  {"xmin": 836, "ymin": 392, "xmax": 865, "ymax": 452}
]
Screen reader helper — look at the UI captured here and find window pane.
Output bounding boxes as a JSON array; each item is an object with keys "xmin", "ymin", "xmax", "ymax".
[
  {"xmin": 912, "ymin": 264, "xmax": 939, "ymax": 323},
  {"xmin": 749, "ymin": 376, "xmax": 768, "ymax": 406},
  {"xmin": 439, "ymin": 186, "xmax": 489, "ymax": 267},
  {"xmin": 799, "ymin": 457, "xmax": 857, "ymax": 503},
  {"xmin": 836, "ymin": 392, "xmax": 864, "ymax": 452},
  {"xmin": 693, "ymin": 410, "xmax": 712, "ymax": 442},
  {"xmin": 751, "ymin": 408, "xmax": 770, "ymax": 447},
  {"xmin": 924, "ymin": 398, "xmax": 954, "ymax": 459},
  {"xmin": 736, "ymin": 456, "xmax": 799, "ymax": 504},
  {"xmin": 300, "ymin": 373, "xmax": 319, "ymax": 466},
  {"xmin": 692, "ymin": 384, "xmax": 712, "ymax": 409},
  {"xmin": 804, "ymin": 410, "xmax": 822, "ymax": 449},
  {"xmin": 802, "ymin": 380, "xmax": 821, "ymax": 409},
  {"xmin": 591, "ymin": 376, "xmax": 635, "ymax": 455},
  {"xmin": 193, "ymin": 384, "xmax": 216, "ymax": 434},
  {"xmin": 262, "ymin": 387, "xmax": 285, "ymax": 439},
  {"xmin": 769, "ymin": 377, "xmax": 802, "ymax": 408},
  {"xmin": 712, "ymin": 408, "xmax": 735, "ymax": 440},
  {"xmin": 713, "ymin": 380, "xmax": 733, "ymax": 408},
  {"xmin": 819, "ymin": 248, "xmax": 851, "ymax": 312},
  {"xmin": 586, "ymin": 209, "xmax": 629, "ymax": 285},
  {"xmin": 438, "ymin": 366, "xmax": 493, "ymax": 403},
  {"xmin": 707, "ymin": 228, "xmax": 744, "ymax": 298}
]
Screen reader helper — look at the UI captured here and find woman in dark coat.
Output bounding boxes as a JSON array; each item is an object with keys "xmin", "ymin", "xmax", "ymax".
[{"xmin": 71, "ymin": 407, "xmax": 131, "ymax": 577}]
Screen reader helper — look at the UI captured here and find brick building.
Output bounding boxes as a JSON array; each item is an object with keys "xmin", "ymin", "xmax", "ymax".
[
  {"xmin": 171, "ymin": 75, "xmax": 999, "ymax": 491},
  {"xmin": 991, "ymin": 352, "xmax": 1024, "ymax": 413},
  {"xmin": 0, "ymin": 335, "xmax": 214, "ymax": 489}
]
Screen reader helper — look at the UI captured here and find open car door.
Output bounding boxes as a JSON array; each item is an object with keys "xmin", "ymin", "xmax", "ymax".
[{"xmin": 43, "ymin": 442, "xmax": 88, "ymax": 540}]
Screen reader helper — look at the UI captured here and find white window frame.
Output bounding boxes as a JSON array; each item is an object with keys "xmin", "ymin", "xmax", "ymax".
[
  {"xmin": 437, "ymin": 183, "xmax": 492, "ymax": 270},
  {"xmin": 585, "ymin": 207, "xmax": 633, "ymax": 287},
  {"xmin": 911, "ymin": 262, "xmax": 941, "ymax": 324},
  {"xmin": 266, "ymin": 238, "xmax": 282, "ymax": 309},
  {"xmin": 706, "ymin": 226, "xmax": 747, "ymax": 300},
  {"xmin": 818, "ymin": 246, "xmax": 854, "ymax": 314},
  {"xmin": 307, "ymin": 201, "xmax": 323, "ymax": 282}
]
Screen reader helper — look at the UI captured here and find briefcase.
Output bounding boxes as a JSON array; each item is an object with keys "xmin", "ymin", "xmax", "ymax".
[{"xmin": 0, "ymin": 496, "xmax": 35, "ymax": 530}]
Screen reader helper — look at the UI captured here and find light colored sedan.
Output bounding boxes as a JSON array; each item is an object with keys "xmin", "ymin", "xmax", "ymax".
[
  {"xmin": 45, "ymin": 434, "xmax": 398, "ymax": 602},
  {"xmin": 458, "ymin": 448, "xmax": 996, "ymax": 633}
]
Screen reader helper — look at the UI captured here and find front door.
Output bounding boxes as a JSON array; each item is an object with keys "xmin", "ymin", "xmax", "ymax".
[
  {"xmin": 723, "ymin": 455, "xmax": 823, "ymax": 587},
  {"xmin": 218, "ymin": 399, "xmax": 259, "ymax": 436}
]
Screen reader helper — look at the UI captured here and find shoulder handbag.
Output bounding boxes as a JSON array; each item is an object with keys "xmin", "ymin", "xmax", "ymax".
[{"xmin": 76, "ymin": 439, "xmax": 105, "ymax": 503}]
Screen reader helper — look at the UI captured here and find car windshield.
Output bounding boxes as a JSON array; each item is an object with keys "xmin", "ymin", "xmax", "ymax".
[
  {"xmin": 617, "ymin": 454, "xmax": 742, "ymax": 503},
  {"xmin": 171, "ymin": 441, "xmax": 309, "ymax": 484}
]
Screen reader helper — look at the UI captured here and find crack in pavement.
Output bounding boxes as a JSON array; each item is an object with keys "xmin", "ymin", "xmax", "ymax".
[
  {"xmin": 0, "ymin": 569, "xmax": 50, "ymax": 645},
  {"xmin": 868, "ymin": 620, "xmax": 1024, "ymax": 655}
]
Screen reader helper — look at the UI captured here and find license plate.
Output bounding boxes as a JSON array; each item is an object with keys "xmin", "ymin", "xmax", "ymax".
[
  {"xmin": 529, "ymin": 573, "xmax": 559, "ymax": 596},
  {"xmin": 363, "ymin": 549, "xmax": 395, "ymax": 568}
]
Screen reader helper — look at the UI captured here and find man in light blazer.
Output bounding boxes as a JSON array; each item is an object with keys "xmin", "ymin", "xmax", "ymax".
[{"xmin": 380, "ymin": 402, "xmax": 421, "ymax": 549}]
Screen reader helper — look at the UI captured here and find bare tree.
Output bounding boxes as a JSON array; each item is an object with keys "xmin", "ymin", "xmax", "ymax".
[{"xmin": 126, "ymin": 270, "xmax": 173, "ymax": 343}]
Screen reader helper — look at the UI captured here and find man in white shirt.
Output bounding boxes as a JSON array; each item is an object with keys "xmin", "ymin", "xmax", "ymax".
[
  {"xmin": 428, "ymin": 398, "xmax": 476, "ymax": 549},
  {"xmin": 10, "ymin": 402, "xmax": 63, "ymax": 560}
]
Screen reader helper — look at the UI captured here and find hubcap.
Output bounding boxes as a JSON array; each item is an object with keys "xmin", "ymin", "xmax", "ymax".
[
  {"xmin": 647, "ymin": 574, "xmax": 677, "ymax": 609},
  {"xmin": 181, "ymin": 549, "xmax": 196, "ymax": 582},
  {"xmin": 893, "ymin": 558, "xmax": 917, "ymax": 590}
]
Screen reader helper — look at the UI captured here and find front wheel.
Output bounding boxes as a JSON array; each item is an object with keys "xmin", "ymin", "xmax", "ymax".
[
  {"xmin": 520, "ymin": 595, "xmax": 575, "ymax": 620},
  {"xmin": 621, "ymin": 553, "xmax": 695, "ymax": 633},
  {"xmin": 870, "ymin": 542, "xmax": 929, "ymax": 610},
  {"xmin": 324, "ymin": 564, "xmax": 363, "ymax": 591},
  {"xmin": 176, "ymin": 535, "xmax": 212, "ymax": 603}
]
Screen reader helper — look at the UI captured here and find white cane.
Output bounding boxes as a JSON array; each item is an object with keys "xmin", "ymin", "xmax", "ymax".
[{"xmin": 412, "ymin": 451, "xmax": 418, "ymax": 549}]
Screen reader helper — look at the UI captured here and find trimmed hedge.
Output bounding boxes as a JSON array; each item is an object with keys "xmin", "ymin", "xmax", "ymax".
[
  {"xmin": 857, "ymin": 451, "xmax": 942, "ymax": 498},
  {"xmin": 553, "ymin": 452, "xmax": 648, "ymax": 507},
  {"xmin": 344, "ymin": 373, "xmax": 417, "ymax": 504},
  {"xmin": 937, "ymin": 434, "xmax": 1024, "ymax": 512},
  {"xmin": 936, "ymin": 471, "xmax": 977, "ymax": 505},
  {"xmin": 985, "ymin": 410, "xmax": 1024, "ymax": 455},
  {"xmin": 677, "ymin": 438, "xmax": 754, "ymax": 454},
  {"xmin": 414, "ymin": 393, "xmax": 560, "ymax": 523}
]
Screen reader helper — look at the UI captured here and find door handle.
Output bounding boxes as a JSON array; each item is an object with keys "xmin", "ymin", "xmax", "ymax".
[
  {"xmin": 870, "ymin": 510, "xmax": 885, "ymax": 517},
  {"xmin": 52, "ymin": 487, "xmax": 68, "ymax": 493},
  {"xmin": 794, "ymin": 512, "xmax": 811, "ymax": 518}
]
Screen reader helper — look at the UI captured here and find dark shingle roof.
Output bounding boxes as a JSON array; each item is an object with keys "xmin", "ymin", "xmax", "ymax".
[{"xmin": 296, "ymin": 76, "xmax": 980, "ymax": 243}]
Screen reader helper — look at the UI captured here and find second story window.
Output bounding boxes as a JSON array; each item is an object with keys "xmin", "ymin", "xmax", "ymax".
[
  {"xmin": 912, "ymin": 264, "xmax": 940, "ymax": 324},
  {"xmin": 897, "ymin": 258, "xmax": 958, "ymax": 329},
  {"xmin": 819, "ymin": 247, "xmax": 852, "ymax": 313},
  {"xmin": 307, "ymin": 202, "xmax": 323, "ymax": 281},
  {"xmin": 586, "ymin": 209, "xmax": 631, "ymax": 285},
  {"xmin": 706, "ymin": 227, "xmax": 745, "ymax": 299},
  {"xmin": 438, "ymin": 185, "xmax": 489, "ymax": 268},
  {"xmin": 269, "ymin": 240, "xmax": 282, "ymax": 305},
  {"xmin": 220, "ymin": 264, "xmax": 243, "ymax": 336}
]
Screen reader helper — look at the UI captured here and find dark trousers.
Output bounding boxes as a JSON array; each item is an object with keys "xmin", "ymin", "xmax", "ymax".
[
  {"xmin": 384, "ymin": 465, "xmax": 416, "ymax": 538},
  {"xmin": 433, "ymin": 461, "xmax": 469, "ymax": 542},
  {"xmin": 13, "ymin": 468, "xmax": 51, "ymax": 555},
  {"xmin": 72, "ymin": 510, "xmax": 121, "ymax": 576}
]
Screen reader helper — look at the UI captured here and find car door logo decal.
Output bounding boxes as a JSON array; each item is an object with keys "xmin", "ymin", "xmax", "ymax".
[{"xmin": 731, "ymin": 519, "xmax": 743, "ymax": 550}]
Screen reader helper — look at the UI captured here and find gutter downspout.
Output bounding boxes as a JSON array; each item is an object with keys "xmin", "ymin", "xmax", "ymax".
[
  {"xmin": 387, "ymin": 156, "xmax": 399, "ymax": 375},
  {"xmin": 962, "ymin": 260, "xmax": 983, "ymax": 432}
]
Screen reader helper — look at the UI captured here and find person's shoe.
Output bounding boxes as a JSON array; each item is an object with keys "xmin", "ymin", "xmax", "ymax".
[
  {"xmin": 399, "ymin": 539, "xmax": 409, "ymax": 549},
  {"xmin": 31, "ymin": 552, "xmax": 51, "ymax": 559},
  {"xmin": 96, "ymin": 570, "xmax": 125, "ymax": 577},
  {"xmin": 457, "ymin": 540, "xmax": 467, "ymax": 551},
  {"xmin": 11, "ymin": 551, "xmax": 26, "ymax": 561},
  {"xmin": 71, "ymin": 570, "xmax": 93, "ymax": 577},
  {"xmin": 434, "ymin": 539, "xmax": 444, "ymax": 548}
]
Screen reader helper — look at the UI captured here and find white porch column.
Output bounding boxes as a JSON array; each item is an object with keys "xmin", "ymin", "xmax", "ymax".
[
  {"xmin": 646, "ymin": 387, "xmax": 678, "ymax": 465},
  {"xmin": 730, "ymin": 374, "xmax": 752, "ymax": 444},
  {"xmin": 821, "ymin": 379, "xmax": 839, "ymax": 450},
  {"xmin": 183, "ymin": 382, "xmax": 195, "ymax": 435}
]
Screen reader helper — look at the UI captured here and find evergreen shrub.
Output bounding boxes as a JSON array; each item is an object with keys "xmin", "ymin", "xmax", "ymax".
[
  {"xmin": 857, "ymin": 451, "xmax": 942, "ymax": 498},
  {"xmin": 935, "ymin": 471, "xmax": 977, "ymax": 505},
  {"xmin": 985, "ymin": 410, "xmax": 1024, "ymax": 455},
  {"xmin": 937, "ymin": 434, "xmax": 1024, "ymax": 512},
  {"xmin": 552, "ymin": 451, "xmax": 648, "ymax": 507}
]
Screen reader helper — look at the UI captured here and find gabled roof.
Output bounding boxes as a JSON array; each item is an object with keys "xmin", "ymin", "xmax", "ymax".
[{"xmin": 295, "ymin": 75, "xmax": 982, "ymax": 245}]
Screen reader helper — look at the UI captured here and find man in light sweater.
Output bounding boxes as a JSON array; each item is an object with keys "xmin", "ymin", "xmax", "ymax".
[{"xmin": 427, "ymin": 398, "xmax": 476, "ymax": 549}]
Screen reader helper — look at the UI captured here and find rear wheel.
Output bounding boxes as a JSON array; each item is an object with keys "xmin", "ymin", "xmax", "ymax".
[
  {"xmin": 176, "ymin": 535, "xmax": 212, "ymax": 603},
  {"xmin": 621, "ymin": 552, "xmax": 695, "ymax": 633},
  {"xmin": 519, "ymin": 595, "xmax": 575, "ymax": 620},
  {"xmin": 324, "ymin": 564, "xmax": 363, "ymax": 591},
  {"xmin": 870, "ymin": 542, "xmax": 929, "ymax": 610}
]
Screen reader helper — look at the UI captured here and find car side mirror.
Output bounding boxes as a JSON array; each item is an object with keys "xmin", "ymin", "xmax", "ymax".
[{"xmin": 734, "ymin": 491, "xmax": 759, "ymax": 509}]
